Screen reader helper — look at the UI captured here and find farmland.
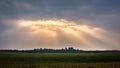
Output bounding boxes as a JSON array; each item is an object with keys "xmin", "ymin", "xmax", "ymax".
[{"xmin": 0, "ymin": 52, "xmax": 120, "ymax": 68}]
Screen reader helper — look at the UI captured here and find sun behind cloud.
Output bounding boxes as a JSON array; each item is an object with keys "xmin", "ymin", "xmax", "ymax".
[{"xmin": 15, "ymin": 19, "xmax": 115, "ymax": 49}]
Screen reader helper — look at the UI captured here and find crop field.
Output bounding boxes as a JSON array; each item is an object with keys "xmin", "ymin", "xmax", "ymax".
[{"xmin": 0, "ymin": 52, "xmax": 120, "ymax": 68}]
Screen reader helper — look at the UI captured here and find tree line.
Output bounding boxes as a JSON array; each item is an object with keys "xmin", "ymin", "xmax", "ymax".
[{"xmin": 0, "ymin": 47, "xmax": 120, "ymax": 53}]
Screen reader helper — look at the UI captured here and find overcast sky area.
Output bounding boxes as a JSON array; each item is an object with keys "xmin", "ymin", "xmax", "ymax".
[{"xmin": 0, "ymin": 0, "xmax": 120, "ymax": 50}]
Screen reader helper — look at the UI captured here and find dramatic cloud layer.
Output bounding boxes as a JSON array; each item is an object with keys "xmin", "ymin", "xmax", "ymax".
[{"xmin": 0, "ymin": 0, "xmax": 120, "ymax": 50}]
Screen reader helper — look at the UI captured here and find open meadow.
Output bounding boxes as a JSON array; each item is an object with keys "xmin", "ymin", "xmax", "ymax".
[{"xmin": 0, "ymin": 52, "xmax": 120, "ymax": 68}]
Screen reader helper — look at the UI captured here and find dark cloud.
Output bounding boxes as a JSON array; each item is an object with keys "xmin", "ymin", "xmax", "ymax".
[{"xmin": 0, "ymin": 0, "xmax": 120, "ymax": 49}]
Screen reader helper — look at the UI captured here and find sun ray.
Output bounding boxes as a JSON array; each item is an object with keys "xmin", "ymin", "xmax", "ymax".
[
  {"xmin": 17, "ymin": 19, "xmax": 112, "ymax": 48},
  {"xmin": 75, "ymin": 25, "xmax": 118, "ymax": 46},
  {"xmin": 60, "ymin": 27, "xmax": 90, "ymax": 46}
]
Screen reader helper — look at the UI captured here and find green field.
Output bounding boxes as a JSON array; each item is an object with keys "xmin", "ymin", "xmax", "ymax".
[{"xmin": 0, "ymin": 52, "xmax": 120, "ymax": 68}]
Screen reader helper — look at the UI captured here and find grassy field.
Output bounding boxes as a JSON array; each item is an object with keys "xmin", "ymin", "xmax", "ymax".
[
  {"xmin": 0, "ymin": 63, "xmax": 120, "ymax": 68},
  {"xmin": 0, "ymin": 52, "xmax": 120, "ymax": 68}
]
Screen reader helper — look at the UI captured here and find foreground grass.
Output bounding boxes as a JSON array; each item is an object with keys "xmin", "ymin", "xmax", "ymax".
[
  {"xmin": 0, "ymin": 63, "xmax": 120, "ymax": 68},
  {"xmin": 0, "ymin": 52, "xmax": 120, "ymax": 68}
]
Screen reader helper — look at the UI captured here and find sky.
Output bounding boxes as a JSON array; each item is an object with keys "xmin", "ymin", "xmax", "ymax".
[{"xmin": 0, "ymin": 0, "xmax": 120, "ymax": 50}]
